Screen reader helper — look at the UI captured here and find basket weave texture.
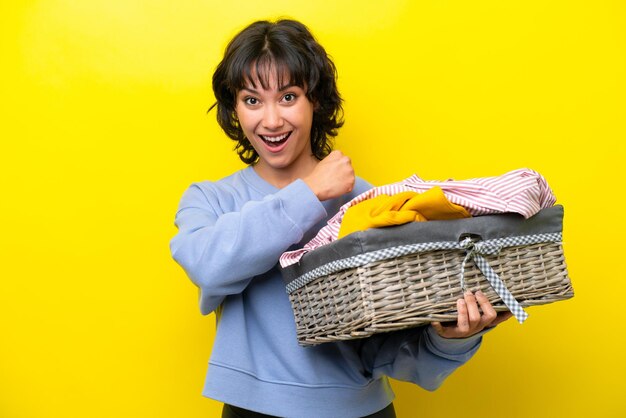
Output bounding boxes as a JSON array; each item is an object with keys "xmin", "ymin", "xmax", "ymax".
[
  {"xmin": 289, "ymin": 242, "xmax": 572, "ymax": 345},
  {"xmin": 282, "ymin": 206, "xmax": 573, "ymax": 346}
]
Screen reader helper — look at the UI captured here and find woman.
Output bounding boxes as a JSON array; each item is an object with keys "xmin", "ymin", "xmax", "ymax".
[{"xmin": 170, "ymin": 19, "xmax": 510, "ymax": 418}]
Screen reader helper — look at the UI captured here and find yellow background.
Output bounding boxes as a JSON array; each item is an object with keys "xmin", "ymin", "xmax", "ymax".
[{"xmin": 1, "ymin": 1, "xmax": 624, "ymax": 417}]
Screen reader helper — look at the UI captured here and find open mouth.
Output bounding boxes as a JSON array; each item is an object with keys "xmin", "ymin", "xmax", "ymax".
[{"xmin": 259, "ymin": 132, "xmax": 292, "ymax": 148}]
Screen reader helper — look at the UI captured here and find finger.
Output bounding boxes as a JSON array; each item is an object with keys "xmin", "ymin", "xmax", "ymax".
[
  {"xmin": 475, "ymin": 290, "xmax": 497, "ymax": 326},
  {"xmin": 330, "ymin": 149, "xmax": 342, "ymax": 158},
  {"xmin": 456, "ymin": 298, "xmax": 469, "ymax": 334},
  {"xmin": 463, "ymin": 291, "xmax": 481, "ymax": 330}
]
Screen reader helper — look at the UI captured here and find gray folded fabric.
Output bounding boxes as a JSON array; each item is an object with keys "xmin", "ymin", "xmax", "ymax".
[{"xmin": 280, "ymin": 205, "xmax": 563, "ymax": 287}]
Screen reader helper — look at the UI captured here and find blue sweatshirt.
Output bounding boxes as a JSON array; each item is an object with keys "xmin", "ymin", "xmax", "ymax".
[{"xmin": 170, "ymin": 166, "xmax": 484, "ymax": 418}]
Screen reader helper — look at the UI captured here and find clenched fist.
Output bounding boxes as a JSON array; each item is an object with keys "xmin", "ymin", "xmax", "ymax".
[{"xmin": 303, "ymin": 150, "xmax": 355, "ymax": 201}]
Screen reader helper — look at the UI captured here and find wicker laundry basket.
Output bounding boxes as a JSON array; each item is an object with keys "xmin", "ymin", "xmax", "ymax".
[{"xmin": 280, "ymin": 205, "xmax": 573, "ymax": 346}]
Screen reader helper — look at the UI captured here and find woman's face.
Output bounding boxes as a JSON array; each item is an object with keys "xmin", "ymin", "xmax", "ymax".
[{"xmin": 235, "ymin": 70, "xmax": 316, "ymax": 184}]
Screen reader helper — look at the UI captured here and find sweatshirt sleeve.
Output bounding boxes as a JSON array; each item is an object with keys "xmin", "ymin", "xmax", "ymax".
[
  {"xmin": 170, "ymin": 179, "xmax": 327, "ymax": 315},
  {"xmin": 358, "ymin": 325, "xmax": 487, "ymax": 391}
]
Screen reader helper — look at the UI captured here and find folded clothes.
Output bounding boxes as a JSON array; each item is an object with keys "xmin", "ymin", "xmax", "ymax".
[
  {"xmin": 280, "ymin": 168, "xmax": 556, "ymax": 268},
  {"xmin": 337, "ymin": 187, "xmax": 471, "ymax": 239}
]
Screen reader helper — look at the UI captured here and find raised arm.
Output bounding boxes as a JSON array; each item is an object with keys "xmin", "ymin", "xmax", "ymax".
[{"xmin": 170, "ymin": 179, "xmax": 326, "ymax": 315}]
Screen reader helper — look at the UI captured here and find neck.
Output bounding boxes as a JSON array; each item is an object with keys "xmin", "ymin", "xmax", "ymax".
[{"xmin": 253, "ymin": 155, "xmax": 319, "ymax": 189}]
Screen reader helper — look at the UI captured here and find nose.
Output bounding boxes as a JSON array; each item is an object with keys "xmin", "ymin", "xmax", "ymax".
[{"xmin": 262, "ymin": 103, "xmax": 284, "ymax": 130}]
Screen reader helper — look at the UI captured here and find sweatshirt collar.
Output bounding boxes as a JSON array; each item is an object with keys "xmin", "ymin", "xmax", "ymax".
[{"xmin": 241, "ymin": 165, "xmax": 279, "ymax": 196}]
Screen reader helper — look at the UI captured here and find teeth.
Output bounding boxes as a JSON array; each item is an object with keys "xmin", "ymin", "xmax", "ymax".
[{"xmin": 261, "ymin": 133, "xmax": 289, "ymax": 142}]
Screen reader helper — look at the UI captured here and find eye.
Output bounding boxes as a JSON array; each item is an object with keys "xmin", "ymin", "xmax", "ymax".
[
  {"xmin": 244, "ymin": 97, "xmax": 259, "ymax": 106},
  {"xmin": 283, "ymin": 93, "xmax": 296, "ymax": 103}
]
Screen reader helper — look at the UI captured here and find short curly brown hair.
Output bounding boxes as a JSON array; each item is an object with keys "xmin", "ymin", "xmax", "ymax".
[{"xmin": 211, "ymin": 19, "xmax": 343, "ymax": 164}]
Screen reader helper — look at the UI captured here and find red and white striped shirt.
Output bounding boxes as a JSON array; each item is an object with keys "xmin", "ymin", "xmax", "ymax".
[{"xmin": 279, "ymin": 168, "xmax": 556, "ymax": 267}]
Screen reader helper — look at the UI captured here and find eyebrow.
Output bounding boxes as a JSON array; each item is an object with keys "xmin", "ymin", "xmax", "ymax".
[
  {"xmin": 278, "ymin": 83, "xmax": 297, "ymax": 91},
  {"xmin": 239, "ymin": 84, "xmax": 299, "ymax": 95}
]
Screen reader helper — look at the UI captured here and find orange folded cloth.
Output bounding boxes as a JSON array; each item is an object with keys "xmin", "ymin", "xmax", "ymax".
[{"xmin": 337, "ymin": 186, "xmax": 471, "ymax": 238}]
